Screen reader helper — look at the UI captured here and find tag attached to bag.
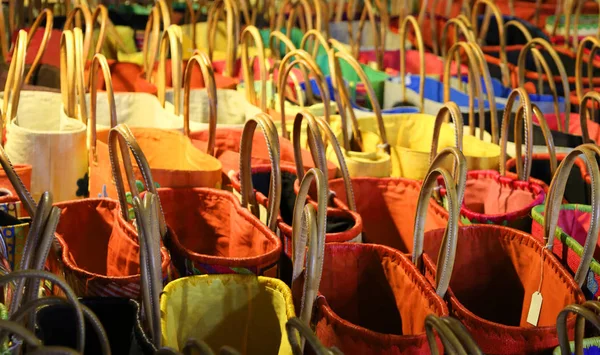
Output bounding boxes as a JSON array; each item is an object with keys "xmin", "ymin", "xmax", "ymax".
[{"xmin": 526, "ymin": 291, "xmax": 543, "ymax": 326}]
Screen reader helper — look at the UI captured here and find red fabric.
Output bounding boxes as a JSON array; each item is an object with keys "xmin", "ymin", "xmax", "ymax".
[
  {"xmin": 382, "ymin": 50, "xmax": 469, "ymax": 77},
  {"xmin": 539, "ymin": 112, "xmax": 600, "ymax": 144},
  {"xmin": 422, "ymin": 225, "xmax": 584, "ymax": 355},
  {"xmin": 495, "ymin": 0, "xmax": 599, "ymax": 28},
  {"xmin": 314, "ymin": 243, "xmax": 448, "ymax": 354},
  {"xmin": 0, "ymin": 164, "xmax": 32, "ymax": 199},
  {"xmin": 51, "ymin": 198, "xmax": 171, "ymax": 298},
  {"xmin": 9, "ymin": 28, "xmax": 61, "ymax": 67}
]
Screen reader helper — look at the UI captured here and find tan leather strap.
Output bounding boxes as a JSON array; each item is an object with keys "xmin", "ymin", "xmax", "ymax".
[
  {"xmin": 499, "ymin": 88, "xmax": 533, "ymax": 181},
  {"xmin": 515, "ymin": 103, "xmax": 557, "ymax": 177},
  {"xmin": 155, "ymin": 0, "xmax": 172, "ymax": 28},
  {"xmin": 90, "ymin": 4, "xmax": 109, "ymax": 58},
  {"xmin": 89, "ymin": 53, "xmax": 116, "ymax": 164},
  {"xmin": 544, "ymin": 145, "xmax": 599, "ymax": 287},
  {"xmin": 182, "ymin": 0, "xmax": 197, "ymax": 50},
  {"xmin": 64, "ymin": 4, "xmax": 93, "ymax": 64},
  {"xmin": 142, "ymin": 6, "xmax": 162, "ymax": 81},
  {"xmin": 277, "ymin": 49, "xmax": 330, "ymax": 139},
  {"xmin": 286, "ymin": 318, "xmax": 343, "ymax": 355},
  {"xmin": 2, "ymin": 30, "xmax": 26, "ymax": 136},
  {"xmin": 73, "ymin": 27, "xmax": 88, "ymax": 124},
  {"xmin": 504, "ymin": 20, "xmax": 544, "ymax": 94},
  {"xmin": 426, "ymin": 315, "xmax": 468, "ymax": 355},
  {"xmin": 269, "ymin": 30, "xmax": 298, "ymax": 60},
  {"xmin": 132, "ymin": 193, "xmax": 163, "ymax": 350},
  {"xmin": 353, "ymin": 0, "xmax": 384, "ymax": 70},
  {"xmin": 440, "ymin": 17, "xmax": 476, "ymax": 59},
  {"xmin": 276, "ymin": 0, "xmax": 314, "ymax": 40},
  {"xmin": 517, "ymin": 38, "xmax": 571, "ymax": 132},
  {"xmin": 240, "ymin": 25, "xmax": 267, "ymax": 112},
  {"xmin": 184, "ymin": 52, "xmax": 216, "ymax": 150},
  {"xmin": 329, "ymin": 49, "xmax": 389, "ymax": 153},
  {"xmin": 292, "ymin": 111, "xmax": 329, "ymax": 183},
  {"xmin": 569, "ymin": 0, "xmax": 600, "ymax": 49},
  {"xmin": 207, "ymin": 0, "xmax": 239, "ymax": 77},
  {"xmin": 0, "ymin": 1, "xmax": 7, "ymax": 62},
  {"xmin": 291, "ymin": 168, "xmax": 327, "ymax": 338},
  {"xmin": 156, "ymin": 25, "xmax": 183, "ymax": 115},
  {"xmin": 575, "ymin": 36, "xmax": 600, "ymax": 101},
  {"xmin": 108, "ymin": 124, "xmax": 167, "ymax": 237},
  {"xmin": 313, "ymin": 0, "xmax": 329, "ymax": 38},
  {"xmin": 23, "ymin": 9, "xmax": 54, "ymax": 85},
  {"xmin": 412, "ymin": 163, "xmax": 464, "ymax": 297},
  {"xmin": 399, "ymin": 15, "xmax": 425, "ymax": 112},
  {"xmin": 300, "ymin": 29, "xmax": 331, "ymax": 104},
  {"xmin": 429, "ymin": 102, "xmax": 465, "ymax": 169},
  {"xmin": 239, "ymin": 113, "xmax": 281, "ymax": 232},
  {"xmin": 578, "ymin": 91, "xmax": 600, "ymax": 144},
  {"xmin": 558, "ymin": 303, "xmax": 600, "ymax": 355},
  {"xmin": 60, "ymin": 30, "xmax": 76, "ymax": 119},
  {"xmin": 471, "ymin": 0, "xmax": 511, "ymax": 87}
]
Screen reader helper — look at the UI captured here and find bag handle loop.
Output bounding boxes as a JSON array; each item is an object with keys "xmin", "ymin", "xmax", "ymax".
[
  {"xmin": 60, "ymin": 30, "xmax": 76, "ymax": 121},
  {"xmin": 63, "ymin": 4, "xmax": 93, "ymax": 66},
  {"xmin": 398, "ymin": 15, "xmax": 425, "ymax": 112},
  {"xmin": 575, "ymin": 36, "xmax": 600, "ymax": 102},
  {"xmin": 142, "ymin": 6, "xmax": 163, "ymax": 81},
  {"xmin": 184, "ymin": 52, "xmax": 217, "ymax": 149},
  {"xmin": 412, "ymin": 149, "xmax": 467, "ymax": 297},
  {"xmin": 239, "ymin": 113, "xmax": 281, "ymax": 232},
  {"xmin": 73, "ymin": 28, "xmax": 88, "ymax": 125},
  {"xmin": 578, "ymin": 91, "xmax": 600, "ymax": 144},
  {"xmin": 269, "ymin": 30, "xmax": 298, "ymax": 60},
  {"xmin": 277, "ymin": 49, "xmax": 330, "ymax": 139},
  {"xmin": 89, "ymin": 53, "xmax": 117, "ymax": 164},
  {"xmin": 2, "ymin": 30, "xmax": 26, "ymax": 139},
  {"xmin": 299, "ymin": 30, "xmax": 330, "ymax": 105},
  {"xmin": 429, "ymin": 102, "xmax": 465, "ymax": 171},
  {"xmin": 276, "ymin": 0, "xmax": 314, "ymax": 40},
  {"xmin": 291, "ymin": 168, "xmax": 327, "ymax": 338},
  {"xmin": 426, "ymin": 315, "xmax": 483, "ymax": 355},
  {"xmin": 517, "ymin": 38, "xmax": 571, "ymax": 132},
  {"xmin": 568, "ymin": 0, "xmax": 600, "ymax": 50},
  {"xmin": 440, "ymin": 16, "xmax": 476, "ymax": 59},
  {"xmin": 353, "ymin": 0, "xmax": 384, "ymax": 70},
  {"xmin": 544, "ymin": 145, "xmax": 600, "ymax": 286},
  {"xmin": 557, "ymin": 303, "xmax": 600, "ymax": 355},
  {"xmin": 499, "ymin": 88, "xmax": 533, "ymax": 181},
  {"xmin": 157, "ymin": 25, "xmax": 183, "ymax": 115},
  {"xmin": 23, "ymin": 9, "xmax": 54, "ymax": 86},
  {"xmin": 108, "ymin": 124, "xmax": 167, "ymax": 237},
  {"xmin": 207, "ymin": 0, "xmax": 239, "ymax": 77},
  {"xmin": 286, "ymin": 317, "xmax": 343, "ymax": 355},
  {"xmin": 504, "ymin": 20, "xmax": 545, "ymax": 94},
  {"xmin": 240, "ymin": 25, "xmax": 268, "ymax": 113}
]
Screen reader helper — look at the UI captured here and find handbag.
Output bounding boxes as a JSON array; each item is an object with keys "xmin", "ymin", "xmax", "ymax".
[
  {"xmin": 555, "ymin": 302, "xmax": 600, "ymax": 355},
  {"xmin": 4, "ymin": 29, "xmax": 88, "ymax": 202}
]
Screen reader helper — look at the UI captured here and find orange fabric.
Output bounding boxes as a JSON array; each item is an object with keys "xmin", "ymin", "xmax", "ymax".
[
  {"xmin": 0, "ymin": 164, "xmax": 32, "ymax": 198},
  {"xmin": 89, "ymin": 128, "xmax": 222, "ymax": 200},
  {"xmin": 156, "ymin": 187, "xmax": 281, "ymax": 273},
  {"xmin": 52, "ymin": 198, "xmax": 171, "ymax": 298},
  {"xmin": 314, "ymin": 243, "xmax": 448, "ymax": 354},
  {"xmin": 422, "ymin": 225, "xmax": 584, "ymax": 355}
]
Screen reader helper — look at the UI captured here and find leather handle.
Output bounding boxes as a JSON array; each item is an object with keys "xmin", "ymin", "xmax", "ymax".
[
  {"xmin": 291, "ymin": 168, "xmax": 327, "ymax": 340},
  {"xmin": 429, "ymin": 102, "xmax": 465, "ymax": 170},
  {"xmin": 413, "ymin": 149, "xmax": 467, "ymax": 297},
  {"xmin": 277, "ymin": 49, "xmax": 330, "ymax": 139},
  {"xmin": 207, "ymin": 0, "xmax": 239, "ymax": 77},
  {"xmin": 578, "ymin": 91, "xmax": 600, "ymax": 144},
  {"xmin": 399, "ymin": 15, "xmax": 425, "ymax": 112},
  {"xmin": 353, "ymin": 0, "xmax": 384, "ymax": 70},
  {"xmin": 504, "ymin": 19, "xmax": 544, "ymax": 94},
  {"xmin": 157, "ymin": 25, "xmax": 183, "ymax": 115},
  {"xmin": 73, "ymin": 27, "xmax": 88, "ymax": 124},
  {"xmin": 499, "ymin": 88, "xmax": 533, "ymax": 181},
  {"xmin": 517, "ymin": 38, "xmax": 571, "ymax": 132},
  {"xmin": 240, "ymin": 25, "xmax": 268, "ymax": 113},
  {"xmin": 107, "ymin": 124, "xmax": 167, "ymax": 237},
  {"xmin": 0, "ymin": 1, "xmax": 7, "ymax": 62},
  {"xmin": 142, "ymin": 6, "xmax": 162, "ymax": 81},
  {"xmin": 329, "ymin": 49, "xmax": 389, "ymax": 153},
  {"xmin": 184, "ymin": 52, "xmax": 217, "ymax": 149},
  {"xmin": 471, "ymin": 0, "xmax": 511, "ymax": 87},
  {"xmin": 426, "ymin": 315, "xmax": 483, "ymax": 355},
  {"xmin": 544, "ymin": 145, "xmax": 600, "ymax": 287},
  {"xmin": 89, "ymin": 53, "xmax": 117, "ymax": 164},
  {"xmin": 182, "ymin": 0, "xmax": 197, "ymax": 51},
  {"xmin": 440, "ymin": 17, "xmax": 476, "ymax": 59},
  {"xmin": 2, "ymin": 30, "xmax": 26, "ymax": 138},
  {"xmin": 239, "ymin": 113, "xmax": 282, "ymax": 232},
  {"xmin": 132, "ymin": 193, "xmax": 164, "ymax": 350},
  {"xmin": 568, "ymin": 0, "xmax": 600, "ymax": 49},
  {"xmin": 60, "ymin": 30, "xmax": 76, "ymax": 119},
  {"xmin": 276, "ymin": 0, "xmax": 314, "ymax": 41},
  {"xmin": 23, "ymin": 9, "xmax": 54, "ymax": 85},
  {"xmin": 63, "ymin": 4, "xmax": 93, "ymax": 65},
  {"xmin": 90, "ymin": 4, "xmax": 109, "ymax": 59},
  {"xmin": 300, "ymin": 30, "xmax": 330, "ymax": 92},
  {"xmin": 557, "ymin": 303, "xmax": 600, "ymax": 355},
  {"xmin": 286, "ymin": 317, "xmax": 343, "ymax": 355},
  {"xmin": 575, "ymin": 36, "xmax": 600, "ymax": 102},
  {"xmin": 269, "ymin": 30, "xmax": 298, "ymax": 60}
]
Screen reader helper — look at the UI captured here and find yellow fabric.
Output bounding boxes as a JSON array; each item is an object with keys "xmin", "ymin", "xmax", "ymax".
[
  {"xmin": 160, "ymin": 275, "xmax": 295, "ymax": 354},
  {"xmin": 328, "ymin": 113, "xmax": 501, "ymax": 180}
]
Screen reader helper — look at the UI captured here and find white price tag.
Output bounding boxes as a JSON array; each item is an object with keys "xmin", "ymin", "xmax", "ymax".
[{"xmin": 527, "ymin": 291, "xmax": 543, "ymax": 326}]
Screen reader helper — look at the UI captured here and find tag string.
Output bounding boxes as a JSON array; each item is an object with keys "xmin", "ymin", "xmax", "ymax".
[{"xmin": 538, "ymin": 245, "xmax": 550, "ymax": 293}]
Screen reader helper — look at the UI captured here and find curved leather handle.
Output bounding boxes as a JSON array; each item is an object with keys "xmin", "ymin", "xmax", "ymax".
[
  {"xmin": 276, "ymin": 0, "xmax": 314, "ymax": 41},
  {"xmin": 569, "ymin": 0, "xmax": 600, "ymax": 49},
  {"xmin": 108, "ymin": 124, "xmax": 167, "ymax": 237},
  {"xmin": 0, "ymin": 270, "xmax": 85, "ymax": 353},
  {"xmin": 207, "ymin": 0, "xmax": 239, "ymax": 77},
  {"xmin": 575, "ymin": 36, "xmax": 600, "ymax": 102},
  {"xmin": 90, "ymin": 4, "xmax": 109, "ymax": 59},
  {"xmin": 579, "ymin": 91, "xmax": 600, "ymax": 144},
  {"xmin": 73, "ymin": 28, "xmax": 88, "ymax": 124},
  {"xmin": 277, "ymin": 49, "xmax": 330, "ymax": 139},
  {"xmin": 471, "ymin": 0, "xmax": 511, "ymax": 87},
  {"xmin": 544, "ymin": 145, "xmax": 600, "ymax": 287},
  {"xmin": 240, "ymin": 25, "xmax": 268, "ymax": 113},
  {"xmin": 517, "ymin": 38, "xmax": 571, "ymax": 132},
  {"xmin": 499, "ymin": 88, "xmax": 533, "ymax": 181},
  {"xmin": 557, "ymin": 303, "xmax": 600, "ymax": 355},
  {"xmin": 184, "ymin": 52, "xmax": 216, "ymax": 149},
  {"xmin": 329, "ymin": 49, "xmax": 389, "ymax": 153},
  {"xmin": 0, "ymin": 1, "xmax": 7, "ymax": 62},
  {"xmin": 155, "ymin": 0, "xmax": 172, "ymax": 28},
  {"xmin": 300, "ymin": 30, "xmax": 330, "ymax": 93},
  {"xmin": 269, "ymin": 30, "xmax": 298, "ymax": 60},
  {"xmin": 353, "ymin": 0, "xmax": 384, "ymax": 70},
  {"xmin": 286, "ymin": 317, "xmax": 343, "ymax": 355},
  {"xmin": 504, "ymin": 19, "xmax": 544, "ymax": 94},
  {"xmin": 182, "ymin": 0, "xmax": 198, "ymax": 51},
  {"xmin": 429, "ymin": 102, "xmax": 465, "ymax": 169},
  {"xmin": 142, "ymin": 6, "xmax": 162, "ymax": 81},
  {"xmin": 89, "ymin": 53, "xmax": 117, "ymax": 164},
  {"xmin": 425, "ymin": 314, "xmax": 465, "ymax": 355},
  {"xmin": 60, "ymin": 30, "xmax": 76, "ymax": 119},
  {"xmin": 528, "ymin": 103, "xmax": 558, "ymax": 176},
  {"xmin": 412, "ymin": 160, "xmax": 465, "ymax": 297},
  {"xmin": 157, "ymin": 25, "xmax": 183, "ymax": 115},
  {"xmin": 23, "ymin": 8, "xmax": 54, "ymax": 85},
  {"xmin": 291, "ymin": 168, "xmax": 327, "ymax": 339},
  {"xmin": 2, "ymin": 30, "xmax": 26, "ymax": 137},
  {"xmin": 239, "ymin": 113, "xmax": 281, "ymax": 232},
  {"xmin": 132, "ymin": 193, "xmax": 164, "ymax": 350},
  {"xmin": 440, "ymin": 17, "xmax": 476, "ymax": 59},
  {"xmin": 399, "ymin": 15, "xmax": 425, "ymax": 112},
  {"xmin": 64, "ymin": 4, "xmax": 93, "ymax": 64}
]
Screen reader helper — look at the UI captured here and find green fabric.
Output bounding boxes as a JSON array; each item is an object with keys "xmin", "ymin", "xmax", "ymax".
[
  {"xmin": 553, "ymin": 336, "xmax": 600, "ymax": 354},
  {"xmin": 259, "ymin": 28, "xmax": 306, "ymax": 55},
  {"xmin": 531, "ymin": 204, "xmax": 600, "ymax": 278}
]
